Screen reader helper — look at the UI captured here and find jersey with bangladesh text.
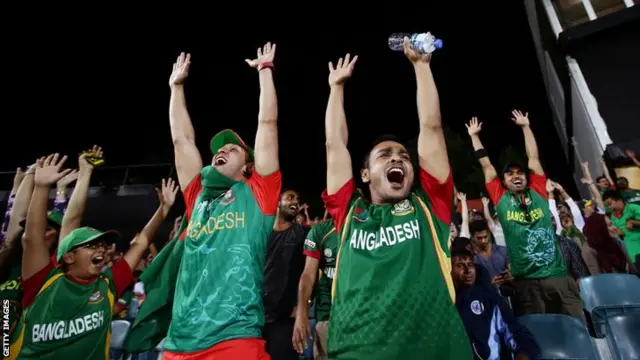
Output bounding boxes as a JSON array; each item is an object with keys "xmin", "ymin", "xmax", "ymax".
[
  {"xmin": 303, "ymin": 219, "xmax": 338, "ymax": 322},
  {"xmin": 165, "ymin": 171, "xmax": 281, "ymax": 353},
  {"xmin": 322, "ymin": 170, "xmax": 472, "ymax": 360},
  {"xmin": 486, "ymin": 173, "xmax": 566, "ymax": 279},
  {"xmin": 10, "ymin": 258, "xmax": 132, "ymax": 360}
]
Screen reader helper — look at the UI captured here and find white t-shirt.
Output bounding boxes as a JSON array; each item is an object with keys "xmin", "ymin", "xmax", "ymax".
[
  {"xmin": 489, "ymin": 221, "xmax": 506, "ymax": 247},
  {"xmin": 134, "ymin": 281, "xmax": 145, "ymax": 296}
]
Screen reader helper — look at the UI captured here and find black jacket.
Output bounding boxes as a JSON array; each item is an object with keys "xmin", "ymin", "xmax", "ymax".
[{"xmin": 456, "ymin": 283, "xmax": 540, "ymax": 360}]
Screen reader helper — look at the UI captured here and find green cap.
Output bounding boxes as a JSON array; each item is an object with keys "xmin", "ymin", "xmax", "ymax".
[
  {"xmin": 210, "ymin": 129, "xmax": 254, "ymax": 162},
  {"xmin": 56, "ymin": 227, "xmax": 120, "ymax": 262},
  {"xmin": 20, "ymin": 210, "xmax": 64, "ymax": 230}
]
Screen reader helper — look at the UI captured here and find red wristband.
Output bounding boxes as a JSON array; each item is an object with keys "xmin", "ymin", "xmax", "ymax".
[{"xmin": 258, "ymin": 62, "xmax": 274, "ymax": 71}]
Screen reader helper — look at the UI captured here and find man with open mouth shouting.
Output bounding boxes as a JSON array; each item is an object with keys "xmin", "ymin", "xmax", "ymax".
[
  {"xmin": 320, "ymin": 38, "xmax": 472, "ymax": 359},
  {"xmin": 466, "ymin": 112, "xmax": 582, "ymax": 319},
  {"xmin": 10, "ymin": 154, "xmax": 174, "ymax": 360}
]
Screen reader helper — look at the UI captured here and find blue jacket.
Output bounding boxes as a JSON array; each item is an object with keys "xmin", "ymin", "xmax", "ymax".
[{"xmin": 456, "ymin": 284, "xmax": 540, "ymax": 360}]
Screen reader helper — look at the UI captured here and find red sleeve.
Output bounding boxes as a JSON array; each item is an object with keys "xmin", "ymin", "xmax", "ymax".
[
  {"xmin": 247, "ymin": 170, "xmax": 282, "ymax": 215},
  {"xmin": 304, "ymin": 249, "xmax": 321, "ymax": 259},
  {"xmin": 183, "ymin": 174, "xmax": 203, "ymax": 222},
  {"xmin": 22, "ymin": 258, "xmax": 56, "ymax": 308},
  {"xmin": 419, "ymin": 168, "xmax": 454, "ymax": 225},
  {"xmin": 529, "ymin": 173, "xmax": 548, "ymax": 199},
  {"xmin": 486, "ymin": 178, "xmax": 507, "ymax": 207},
  {"xmin": 110, "ymin": 258, "xmax": 134, "ymax": 298},
  {"xmin": 321, "ymin": 179, "xmax": 355, "ymax": 234}
]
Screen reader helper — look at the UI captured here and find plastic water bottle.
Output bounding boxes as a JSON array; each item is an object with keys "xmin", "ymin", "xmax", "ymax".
[{"xmin": 388, "ymin": 32, "xmax": 443, "ymax": 54}]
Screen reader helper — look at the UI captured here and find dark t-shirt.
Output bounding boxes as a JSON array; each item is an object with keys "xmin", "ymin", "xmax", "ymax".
[{"xmin": 263, "ymin": 222, "xmax": 308, "ymax": 322}]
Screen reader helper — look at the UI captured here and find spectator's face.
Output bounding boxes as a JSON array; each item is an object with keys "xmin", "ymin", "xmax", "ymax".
[
  {"xmin": 597, "ymin": 177, "xmax": 610, "ymax": 189},
  {"xmin": 604, "ymin": 198, "xmax": 624, "ymax": 213},
  {"xmin": 449, "ymin": 224, "xmax": 458, "ymax": 241},
  {"xmin": 279, "ymin": 190, "xmax": 300, "ymax": 217},
  {"xmin": 503, "ymin": 167, "xmax": 527, "ymax": 193},
  {"xmin": 64, "ymin": 240, "xmax": 110, "ymax": 278},
  {"xmin": 582, "ymin": 204, "xmax": 595, "ymax": 218},
  {"xmin": 557, "ymin": 203, "xmax": 569, "ymax": 217},
  {"xmin": 212, "ymin": 144, "xmax": 248, "ymax": 180},
  {"xmin": 472, "ymin": 229, "xmax": 490, "ymax": 251},
  {"xmin": 560, "ymin": 214, "xmax": 574, "ymax": 229},
  {"xmin": 362, "ymin": 141, "xmax": 414, "ymax": 203},
  {"xmin": 451, "ymin": 255, "xmax": 476, "ymax": 287},
  {"xmin": 616, "ymin": 177, "xmax": 629, "ymax": 190}
]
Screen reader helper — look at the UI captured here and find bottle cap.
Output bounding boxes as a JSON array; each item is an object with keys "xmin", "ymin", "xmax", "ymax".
[{"xmin": 434, "ymin": 39, "xmax": 443, "ymax": 49}]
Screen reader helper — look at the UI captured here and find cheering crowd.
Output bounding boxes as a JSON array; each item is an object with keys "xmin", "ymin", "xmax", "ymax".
[{"xmin": 1, "ymin": 38, "xmax": 639, "ymax": 360}]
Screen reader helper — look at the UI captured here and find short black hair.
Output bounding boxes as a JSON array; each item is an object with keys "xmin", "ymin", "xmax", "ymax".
[
  {"xmin": 470, "ymin": 219, "xmax": 489, "ymax": 236},
  {"xmin": 603, "ymin": 190, "xmax": 623, "ymax": 202},
  {"xmin": 501, "ymin": 161, "xmax": 529, "ymax": 180},
  {"xmin": 596, "ymin": 175, "xmax": 607, "ymax": 183},
  {"xmin": 450, "ymin": 236, "xmax": 472, "ymax": 252},
  {"xmin": 362, "ymin": 134, "xmax": 408, "ymax": 169}
]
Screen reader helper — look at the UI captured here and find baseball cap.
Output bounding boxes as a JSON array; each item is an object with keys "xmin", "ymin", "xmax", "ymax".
[
  {"xmin": 210, "ymin": 129, "xmax": 254, "ymax": 162},
  {"xmin": 20, "ymin": 210, "xmax": 64, "ymax": 231},
  {"xmin": 56, "ymin": 226, "xmax": 120, "ymax": 262}
]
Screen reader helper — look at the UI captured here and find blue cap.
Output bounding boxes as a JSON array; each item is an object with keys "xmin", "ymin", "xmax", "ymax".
[{"xmin": 434, "ymin": 39, "xmax": 443, "ymax": 49}]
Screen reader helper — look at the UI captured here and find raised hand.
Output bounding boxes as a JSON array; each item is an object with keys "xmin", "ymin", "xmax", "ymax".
[
  {"xmin": 57, "ymin": 169, "xmax": 79, "ymax": 188},
  {"xmin": 481, "ymin": 197, "xmax": 490, "ymax": 207},
  {"xmin": 156, "ymin": 178, "xmax": 179, "ymax": 210},
  {"xmin": 465, "ymin": 117, "xmax": 482, "ymax": 137},
  {"xmin": 545, "ymin": 179, "xmax": 555, "ymax": 193},
  {"xmin": 79, "ymin": 145, "xmax": 104, "ymax": 173},
  {"xmin": 245, "ymin": 42, "xmax": 276, "ymax": 69},
  {"xmin": 169, "ymin": 52, "xmax": 191, "ymax": 87},
  {"xmin": 34, "ymin": 154, "xmax": 71, "ymax": 187},
  {"xmin": 403, "ymin": 37, "xmax": 431, "ymax": 64},
  {"xmin": 553, "ymin": 181, "xmax": 565, "ymax": 192},
  {"xmin": 511, "ymin": 110, "xmax": 529, "ymax": 127},
  {"xmin": 328, "ymin": 53, "xmax": 358, "ymax": 86},
  {"xmin": 625, "ymin": 149, "xmax": 635, "ymax": 158},
  {"xmin": 13, "ymin": 167, "xmax": 26, "ymax": 190},
  {"xmin": 456, "ymin": 192, "xmax": 467, "ymax": 202}
]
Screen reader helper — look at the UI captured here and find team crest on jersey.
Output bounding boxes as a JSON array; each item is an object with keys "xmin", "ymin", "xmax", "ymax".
[
  {"xmin": 511, "ymin": 195, "xmax": 532, "ymax": 207},
  {"xmin": 391, "ymin": 199, "xmax": 414, "ymax": 216},
  {"xmin": 352, "ymin": 206, "xmax": 370, "ymax": 223},
  {"xmin": 324, "ymin": 248, "xmax": 333, "ymax": 259},
  {"xmin": 220, "ymin": 190, "xmax": 236, "ymax": 205},
  {"xmin": 88, "ymin": 290, "xmax": 104, "ymax": 304},
  {"xmin": 470, "ymin": 300, "xmax": 484, "ymax": 315}
]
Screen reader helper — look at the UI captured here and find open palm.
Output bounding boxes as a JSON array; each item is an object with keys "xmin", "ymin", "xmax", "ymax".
[
  {"xmin": 511, "ymin": 110, "xmax": 529, "ymax": 127},
  {"xmin": 170, "ymin": 52, "xmax": 191, "ymax": 87},
  {"xmin": 328, "ymin": 53, "xmax": 358, "ymax": 86},
  {"xmin": 245, "ymin": 42, "xmax": 276, "ymax": 69},
  {"xmin": 465, "ymin": 117, "xmax": 483, "ymax": 136},
  {"xmin": 157, "ymin": 178, "xmax": 179, "ymax": 208},
  {"xmin": 34, "ymin": 154, "xmax": 71, "ymax": 186}
]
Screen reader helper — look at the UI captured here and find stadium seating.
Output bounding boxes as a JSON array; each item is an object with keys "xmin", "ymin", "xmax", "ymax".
[
  {"xmin": 110, "ymin": 320, "xmax": 131, "ymax": 360},
  {"xmin": 518, "ymin": 314, "xmax": 598, "ymax": 360},
  {"xmin": 605, "ymin": 312, "xmax": 640, "ymax": 360}
]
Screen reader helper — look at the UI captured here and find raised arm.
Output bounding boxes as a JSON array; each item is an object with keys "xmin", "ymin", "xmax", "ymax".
[
  {"xmin": 169, "ymin": 53, "xmax": 203, "ymax": 189},
  {"xmin": 457, "ymin": 192, "xmax": 470, "ymax": 238},
  {"xmin": 5, "ymin": 165, "xmax": 36, "ymax": 248},
  {"xmin": 581, "ymin": 161, "xmax": 605, "ymax": 209},
  {"xmin": 23, "ymin": 154, "xmax": 71, "ymax": 280},
  {"xmin": 512, "ymin": 110, "xmax": 543, "ymax": 176},
  {"xmin": 402, "ymin": 38, "xmax": 449, "ymax": 182},
  {"xmin": 466, "ymin": 117, "xmax": 498, "ymax": 182},
  {"xmin": 625, "ymin": 149, "xmax": 640, "ymax": 168},
  {"xmin": 325, "ymin": 54, "xmax": 357, "ymax": 195},
  {"xmin": 245, "ymin": 42, "xmax": 279, "ymax": 176},
  {"xmin": 59, "ymin": 146, "xmax": 101, "ymax": 241},
  {"xmin": 600, "ymin": 158, "xmax": 614, "ymax": 187},
  {"xmin": 124, "ymin": 178, "xmax": 177, "ymax": 270}
]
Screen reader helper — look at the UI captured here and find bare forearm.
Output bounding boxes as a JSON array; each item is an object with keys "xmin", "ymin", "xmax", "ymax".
[
  {"xmin": 254, "ymin": 69, "xmax": 280, "ymax": 176},
  {"xmin": 414, "ymin": 63, "xmax": 440, "ymax": 129},
  {"xmin": 125, "ymin": 205, "xmax": 169, "ymax": 269},
  {"xmin": 169, "ymin": 85, "xmax": 196, "ymax": 142},
  {"xmin": 296, "ymin": 274, "xmax": 315, "ymax": 316},
  {"xmin": 60, "ymin": 173, "xmax": 91, "ymax": 239},
  {"xmin": 6, "ymin": 173, "xmax": 35, "ymax": 241},
  {"xmin": 326, "ymin": 85, "xmax": 348, "ymax": 145},
  {"xmin": 258, "ymin": 69, "xmax": 277, "ymax": 123},
  {"xmin": 522, "ymin": 125, "xmax": 543, "ymax": 174},
  {"xmin": 325, "ymin": 85, "xmax": 353, "ymax": 195},
  {"xmin": 25, "ymin": 186, "xmax": 50, "ymax": 246}
]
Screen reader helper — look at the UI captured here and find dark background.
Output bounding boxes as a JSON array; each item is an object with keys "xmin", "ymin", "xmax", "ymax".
[{"xmin": 0, "ymin": 4, "xmax": 574, "ymax": 242}]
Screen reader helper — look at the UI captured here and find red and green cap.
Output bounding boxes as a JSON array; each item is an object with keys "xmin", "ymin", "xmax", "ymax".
[
  {"xmin": 20, "ymin": 210, "xmax": 64, "ymax": 231},
  {"xmin": 210, "ymin": 129, "xmax": 254, "ymax": 162},
  {"xmin": 56, "ymin": 226, "xmax": 120, "ymax": 262}
]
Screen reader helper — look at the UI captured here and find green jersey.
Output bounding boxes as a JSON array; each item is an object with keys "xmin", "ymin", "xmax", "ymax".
[
  {"xmin": 610, "ymin": 203, "xmax": 640, "ymax": 260},
  {"xmin": 321, "ymin": 170, "xmax": 472, "ymax": 359},
  {"xmin": 114, "ymin": 288, "xmax": 133, "ymax": 320},
  {"xmin": 486, "ymin": 173, "xmax": 566, "ymax": 279},
  {"xmin": 303, "ymin": 220, "xmax": 338, "ymax": 322},
  {"xmin": 10, "ymin": 258, "xmax": 132, "ymax": 360},
  {"xmin": 620, "ymin": 189, "xmax": 640, "ymax": 206},
  {"xmin": 0, "ymin": 265, "xmax": 22, "ymax": 335},
  {"xmin": 165, "ymin": 171, "xmax": 281, "ymax": 353}
]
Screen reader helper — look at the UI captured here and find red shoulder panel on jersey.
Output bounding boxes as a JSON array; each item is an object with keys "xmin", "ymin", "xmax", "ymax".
[
  {"xmin": 304, "ymin": 249, "xmax": 322, "ymax": 260},
  {"xmin": 110, "ymin": 258, "xmax": 134, "ymax": 298},
  {"xmin": 22, "ymin": 259, "xmax": 55, "ymax": 308},
  {"xmin": 247, "ymin": 170, "xmax": 282, "ymax": 215},
  {"xmin": 321, "ymin": 179, "xmax": 355, "ymax": 235},
  {"xmin": 419, "ymin": 168, "xmax": 454, "ymax": 225},
  {"xmin": 529, "ymin": 173, "xmax": 548, "ymax": 199},
  {"xmin": 486, "ymin": 177, "xmax": 507, "ymax": 206}
]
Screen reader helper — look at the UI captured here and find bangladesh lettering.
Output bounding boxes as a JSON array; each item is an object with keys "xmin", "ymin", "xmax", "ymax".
[
  {"xmin": 31, "ymin": 311, "xmax": 105, "ymax": 343},
  {"xmin": 506, "ymin": 208, "xmax": 544, "ymax": 223},
  {"xmin": 187, "ymin": 212, "xmax": 246, "ymax": 239},
  {"xmin": 349, "ymin": 220, "xmax": 420, "ymax": 250}
]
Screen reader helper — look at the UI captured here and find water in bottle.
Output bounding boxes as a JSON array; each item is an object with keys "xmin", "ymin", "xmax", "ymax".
[{"xmin": 388, "ymin": 32, "xmax": 443, "ymax": 54}]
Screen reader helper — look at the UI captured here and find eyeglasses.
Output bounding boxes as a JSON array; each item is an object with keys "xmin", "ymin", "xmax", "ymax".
[{"xmin": 74, "ymin": 242, "xmax": 109, "ymax": 251}]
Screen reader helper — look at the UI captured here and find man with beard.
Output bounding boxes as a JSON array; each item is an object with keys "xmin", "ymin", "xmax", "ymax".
[
  {"xmin": 262, "ymin": 190, "xmax": 307, "ymax": 360},
  {"xmin": 466, "ymin": 113, "xmax": 582, "ymax": 318},
  {"xmin": 321, "ymin": 39, "xmax": 472, "ymax": 359},
  {"xmin": 160, "ymin": 43, "xmax": 281, "ymax": 360}
]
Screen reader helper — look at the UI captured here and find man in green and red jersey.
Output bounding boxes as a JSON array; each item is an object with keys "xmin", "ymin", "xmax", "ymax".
[
  {"xmin": 292, "ymin": 219, "xmax": 338, "ymax": 359},
  {"xmin": 466, "ymin": 113, "xmax": 582, "ymax": 318},
  {"xmin": 10, "ymin": 155, "xmax": 172, "ymax": 360},
  {"xmin": 320, "ymin": 39, "xmax": 472, "ymax": 359},
  {"xmin": 162, "ymin": 43, "xmax": 281, "ymax": 360}
]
